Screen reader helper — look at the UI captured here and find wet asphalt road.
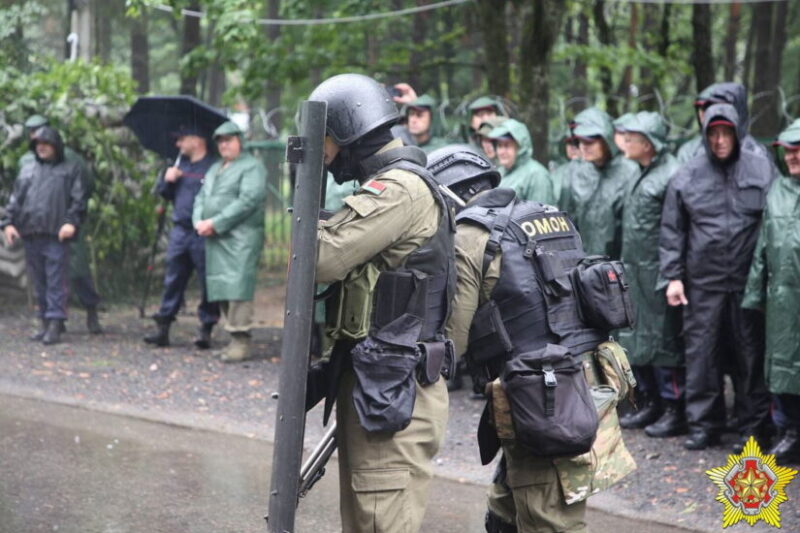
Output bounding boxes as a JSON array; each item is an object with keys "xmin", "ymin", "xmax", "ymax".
[{"xmin": 0, "ymin": 395, "xmax": 701, "ymax": 533}]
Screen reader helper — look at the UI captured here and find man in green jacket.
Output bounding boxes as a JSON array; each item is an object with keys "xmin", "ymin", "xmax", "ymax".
[
  {"xmin": 616, "ymin": 112, "xmax": 686, "ymax": 437},
  {"xmin": 488, "ymin": 118, "xmax": 556, "ymax": 205},
  {"xmin": 404, "ymin": 94, "xmax": 448, "ymax": 153},
  {"xmin": 465, "ymin": 96, "xmax": 507, "ymax": 147},
  {"xmin": 561, "ymin": 107, "xmax": 636, "ymax": 258},
  {"xmin": 192, "ymin": 121, "xmax": 267, "ymax": 362},
  {"xmin": 742, "ymin": 118, "xmax": 800, "ymax": 464}
]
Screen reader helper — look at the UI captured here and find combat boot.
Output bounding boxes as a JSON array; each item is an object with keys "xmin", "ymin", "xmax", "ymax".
[
  {"xmin": 485, "ymin": 510, "xmax": 517, "ymax": 533},
  {"xmin": 221, "ymin": 332, "xmax": 252, "ymax": 363},
  {"xmin": 86, "ymin": 306, "xmax": 103, "ymax": 335},
  {"xmin": 619, "ymin": 393, "xmax": 662, "ymax": 429},
  {"xmin": 769, "ymin": 428, "xmax": 800, "ymax": 464},
  {"xmin": 30, "ymin": 319, "xmax": 48, "ymax": 341},
  {"xmin": 645, "ymin": 399, "xmax": 688, "ymax": 438},
  {"xmin": 42, "ymin": 319, "xmax": 64, "ymax": 345},
  {"xmin": 194, "ymin": 323, "xmax": 214, "ymax": 349},
  {"xmin": 143, "ymin": 317, "xmax": 171, "ymax": 347}
]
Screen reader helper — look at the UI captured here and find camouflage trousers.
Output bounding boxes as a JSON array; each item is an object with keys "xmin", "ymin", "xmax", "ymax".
[
  {"xmin": 487, "ymin": 442, "xmax": 587, "ymax": 533},
  {"xmin": 336, "ymin": 369, "xmax": 449, "ymax": 533}
]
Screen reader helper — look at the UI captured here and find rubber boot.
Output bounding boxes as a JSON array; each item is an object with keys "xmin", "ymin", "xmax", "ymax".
[
  {"xmin": 645, "ymin": 399, "xmax": 688, "ymax": 438},
  {"xmin": 485, "ymin": 510, "xmax": 517, "ymax": 533},
  {"xmin": 194, "ymin": 323, "xmax": 214, "ymax": 349},
  {"xmin": 447, "ymin": 359, "xmax": 464, "ymax": 392},
  {"xmin": 42, "ymin": 319, "xmax": 63, "ymax": 345},
  {"xmin": 620, "ymin": 393, "xmax": 663, "ymax": 429},
  {"xmin": 86, "ymin": 306, "xmax": 103, "ymax": 335},
  {"xmin": 221, "ymin": 332, "xmax": 252, "ymax": 363},
  {"xmin": 30, "ymin": 319, "xmax": 48, "ymax": 341},
  {"xmin": 769, "ymin": 428, "xmax": 800, "ymax": 464},
  {"xmin": 143, "ymin": 318, "xmax": 171, "ymax": 347}
]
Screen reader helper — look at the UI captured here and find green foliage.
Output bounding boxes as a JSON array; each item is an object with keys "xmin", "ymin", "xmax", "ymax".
[{"xmin": 0, "ymin": 58, "xmax": 162, "ymax": 299}]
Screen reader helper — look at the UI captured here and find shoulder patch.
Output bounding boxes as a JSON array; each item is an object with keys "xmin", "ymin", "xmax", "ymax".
[{"xmin": 360, "ymin": 179, "xmax": 386, "ymax": 196}]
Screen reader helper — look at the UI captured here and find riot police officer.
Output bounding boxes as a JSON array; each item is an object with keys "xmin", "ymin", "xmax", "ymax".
[
  {"xmin": 436, "ymin": 145, "xmax": 635, "ymax": 533},
  {"xmin": 309, "ymin": 73, "xmax": 455, "ymax": 533}
]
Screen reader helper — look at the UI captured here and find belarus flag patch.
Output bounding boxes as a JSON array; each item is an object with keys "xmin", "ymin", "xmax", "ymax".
[{"xmin": 361, "ymin": 180, "xmax": 386, "ymax": 195}]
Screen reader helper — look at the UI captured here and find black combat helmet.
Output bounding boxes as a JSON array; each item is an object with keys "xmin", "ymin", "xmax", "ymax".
[
  {"xmin": 308, "ymin": 73, "xmax": 400, "ymax": 147},
  {"xmin": 427, "ymin": 144, "xmax": 500, "ymax": 204}
]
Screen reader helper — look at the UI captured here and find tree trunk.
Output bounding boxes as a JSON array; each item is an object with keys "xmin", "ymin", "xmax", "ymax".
[
  {"xmin": 408, "ymin": 0, "xmax": 429, "ymax": 90},
  {"xmin": 474, "ymin": 0, "xmax": 510, "ymax": 97},
  {"xmin": 723, "ymin": 3, "xmax": 741, "ymax": 82},
  {"xmin": 592, "ymin": 0, "xmax": 616, "ymax": 115},
  {"xmin": 519, "ymin": 0, "xmax": 566, "ymax": 165},
  {"xmin": 751, "ymin": 3, "xmax": 788, "ymax": 137},
  {"xmin": 92, "ymin": 0, "xmax": 112, "ymax": 63},
  {"xmin": 691, "ymin": 4, "xmax": 714, "ymax": 94},
  {"xmin": 264, "ymin": 0, "xmax": 282, "ymax": 135},
  {"xmin": 614, "ymin": 4, "xmax": 638, "ymax": 110},
  {"xmin": 207, "ymin": 61, "xmax": 226, "ymax": 108},
  {"xmin": 130, "ymin": 13, "xmax": 150, "ymax": 94},
  {"xmin": 179, "ymin": 2, "xmax": 201, "ymax": 96},
  {"xmin": 742, "ymin": 9, "xmax": 757, "ymax": 95},
  {"xmin": 638, "ymin": 4, "xmax": 661, "ymax": 110},
  {"xmin": 567, "ymin": 11, "xmax": 589, "ymax": 114}
]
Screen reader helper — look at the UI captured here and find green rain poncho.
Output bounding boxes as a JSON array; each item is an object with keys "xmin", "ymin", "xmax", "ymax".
[
  {"xmin": 192, "ymin": 121, "xmax": 267, "ymax": 302},
  {"xmin": 617, "ymin": 112, "xmax": 683, "ymax": 366},
  {"xmin": 488, "ymin": 118, "xmax": 555, "ymax": 204},
  {"xmin": 406, "ymin": 94, "xmax": 448, "ymax": 153},
  {"xmin": 561, "ymin": 107, "xmax": 636, "ymax": 258},
  {"xmin": 742, "ymin": 118, "xmax": 800, "ymax": 395}
]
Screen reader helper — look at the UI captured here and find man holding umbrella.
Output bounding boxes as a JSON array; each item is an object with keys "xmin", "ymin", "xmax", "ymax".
[
  {"xmin": 124, "ymin": 95, "xmax": 228, "ymax": 347},
  {"xmin": 142, "ymin": 127, "xmax": 220, "ymax": 348}
]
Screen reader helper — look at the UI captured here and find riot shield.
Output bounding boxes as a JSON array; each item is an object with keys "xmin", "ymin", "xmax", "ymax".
[{"xmin": 266, "ymin": 100, "xmax": 327, "ymax": 533}]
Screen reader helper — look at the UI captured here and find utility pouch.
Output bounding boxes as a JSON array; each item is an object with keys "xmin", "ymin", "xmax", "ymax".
[
  {"xmin": 371, "ymin": 270, "xmax": 424, "ymax": 332},
  {"xmin": 594, "ymin": 339, "xmax": 637, "ymax": 404},
  {"xmin": 326, "ymin": 263, "xmax": 380, "ymax": 340},
  {"xmin": 502, "ymin": 344, "xmax": 598, "ymax": 457},
  {"xmin": 465, "ymin": 300, "xmax": 513, "ymax": 366},
  {"xmin": 570, "ymin": 256, "xmax": 635, "ymax": 332},
  {"xmin": 351, "ymin": 314, "xmax": 422, "ymax": 433},
  {"xmin": 416, "ymin": 339, "xmax": 455, "ymax": 386}
]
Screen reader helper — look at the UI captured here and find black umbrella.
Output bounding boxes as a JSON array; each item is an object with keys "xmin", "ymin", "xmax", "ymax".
[{"xmin": 123, "ymin": 95, "xmax": 228, "ymax": 161}]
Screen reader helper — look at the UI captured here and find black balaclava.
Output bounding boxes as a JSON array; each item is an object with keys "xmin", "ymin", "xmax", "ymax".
[{"xmin": 328, "ymin": 125, "xmax": 395, "ymax": 184}]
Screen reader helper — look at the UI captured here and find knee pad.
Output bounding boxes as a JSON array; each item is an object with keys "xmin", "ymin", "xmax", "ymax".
[{"xmin": 485, "ymin": 509, "xmax": 517, "ymax": 533}]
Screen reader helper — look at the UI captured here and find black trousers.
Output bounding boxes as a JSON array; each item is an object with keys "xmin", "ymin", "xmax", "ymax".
[
  {"xmin": 24, "ymin": 235, "xmax": 69, "ymax": 321},
  {"xmin": 683, "ymin": 287, "xmax": 771, "ymax": 435},
  {"xmin": 154, "ymin": 225, "xmax": 219, "ymax": 325}
]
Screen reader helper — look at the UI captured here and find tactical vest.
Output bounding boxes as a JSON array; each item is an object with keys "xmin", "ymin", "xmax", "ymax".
[
  {"xmin": 327, "ymin": 146, "xmax": 456, "ymax": 344},
  {"xmin": 458, "ymin": 188, "xmax": 606, "ymax": 376}
]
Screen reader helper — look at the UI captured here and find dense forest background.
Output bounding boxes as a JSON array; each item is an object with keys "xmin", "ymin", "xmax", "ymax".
[{"xmin": 1, "ymin": 0, "xmax": 799, "ymax": 296}]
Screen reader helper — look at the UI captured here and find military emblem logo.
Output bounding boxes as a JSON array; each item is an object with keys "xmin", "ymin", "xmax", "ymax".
[{"xmin": 705, "ymin": 436, "xmax": 797, "ymax": 528}]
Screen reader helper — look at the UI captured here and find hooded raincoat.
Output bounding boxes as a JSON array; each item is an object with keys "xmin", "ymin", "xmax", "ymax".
[
  {"xmin": 617, "ymin": 112, "xmax": 683, "ymax": 366},
  {"xmin": 742, "ymin": 119, "xmax": 800, "ymax": 395},
  {"xmin": 192, "ymin": 122, "xmax": 267, "ymax": 302},
  {"xmin": 677, "ymin": 82, "xmax": 768, "ymax": 164},
  {"xmin": 1, "ymin": 127, "xmax": 85, "ymax": 237},
  {"xmin": 560, "ymin": 107, "xmax": 636, "ymax": 258},
  {"xmin": 660, "ymin": 103, "xmax": 777, "ymax": 291},
  {"xmin": 488, "ymin": 119, "xmax": 555, "ymax": 204}
]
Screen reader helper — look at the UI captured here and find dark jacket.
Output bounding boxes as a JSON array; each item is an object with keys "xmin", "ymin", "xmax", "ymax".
[
  {"xmin": 659, "ymin": 103, "xmax": 777, "ymax": 292},
  {"xmin": 1, "ymin": 127, "xmax": 85, "ymax": 237},
  {"xmin": 157, "ymin": 153, "xmax": 216, "ymax": 226}
]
